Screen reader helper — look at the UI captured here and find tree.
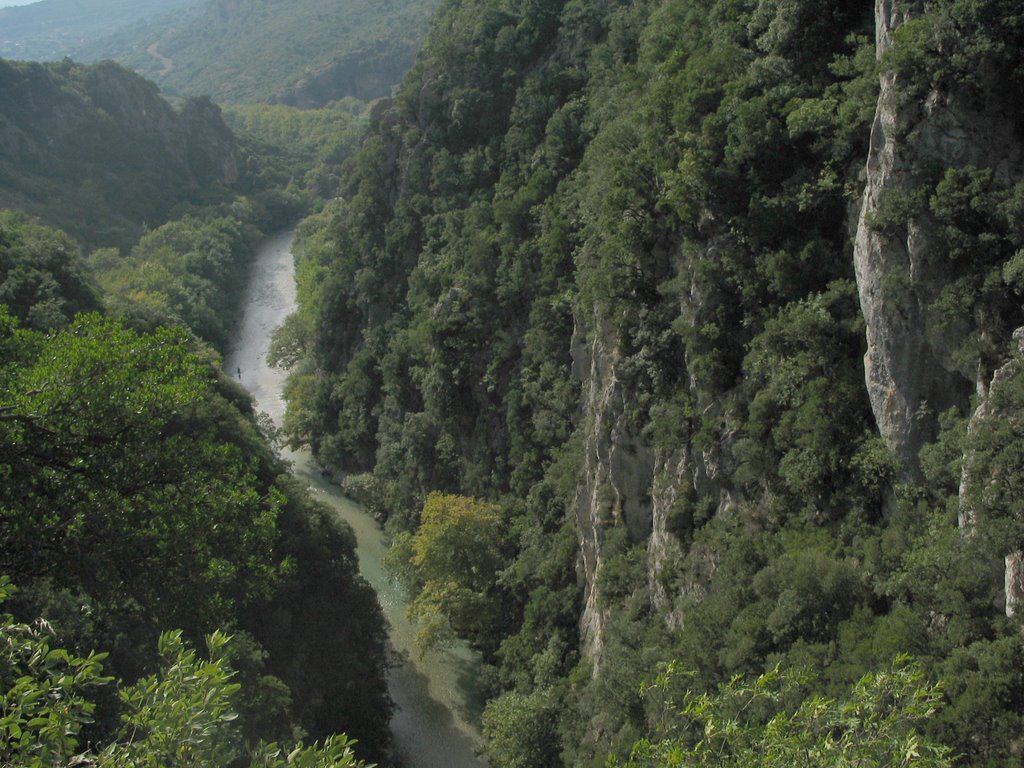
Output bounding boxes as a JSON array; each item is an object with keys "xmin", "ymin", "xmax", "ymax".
[
  {"xmin": 614, "ymin": 656, "xmax": 954, "ymax": 768},
  {"xmin": 0, "ymin": 578, "xmax": 372, "ymax": 768},
  {"xmin": 0, "ymin": 310, "xmax": 281, "ymax": 630},
  {"xmin": 402, "ymin": 492, "xmax": 508, "ymax": 654},
  {"xmin": 481, "ymin": 688, "xmax": 563, "ymax": 768},
  {"xmin": 0, "ymin": 211, "xmax": 100, "ymax": 330}
]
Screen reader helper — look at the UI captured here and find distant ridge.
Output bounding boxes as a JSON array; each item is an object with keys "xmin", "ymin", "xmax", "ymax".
[
  {"xmin": 72, "ymin": 0, "xmax": 440, "ymax": 106},
  {"xmin": 0, "ymin": 0, "xmax": 202, "ymax": 61}
]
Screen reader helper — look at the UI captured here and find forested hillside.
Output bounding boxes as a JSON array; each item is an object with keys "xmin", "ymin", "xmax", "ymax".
[
  {"xmin": 0, "ymin": 56, "xmax": 240, "ymax": 251},
  {"xmin": 0, "ymin": 0, "xmax": 201, "ymax": 60},
  {"xmin": 74, "ymin": 0, "xmax": 439, "ymax": 106},
  {"xmin": 283, "ymin": 0, "xmax": 1024, "ymax": 765},
  {"xmin": 1, "ymin": 41, "xmax": 394, "ymax": 766}
]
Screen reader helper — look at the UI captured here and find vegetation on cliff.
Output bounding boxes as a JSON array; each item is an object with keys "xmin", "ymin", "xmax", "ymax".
[{"xmin": 282, "ymin": 0, "xmax": 1024, "ymax": 765}]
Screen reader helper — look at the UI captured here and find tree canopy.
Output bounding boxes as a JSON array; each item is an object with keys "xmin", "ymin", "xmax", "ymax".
[
  {"xmin": 0, "ymin": 301, "xmax": 391, "ymax": 760},
  {"xmin": 0, "ymin": 579, "xmax": 372, "ymax": 768},
  {"xmin": 615, "ymin": 657, "xmax": 954, "ymax": 768}
]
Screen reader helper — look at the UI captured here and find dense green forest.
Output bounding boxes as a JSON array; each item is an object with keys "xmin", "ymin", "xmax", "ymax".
[
  {"xmin": 74, "ymin": 0, "xmax": 440, "ymax": 106},
  {"xmin": 280, "ymin": 0, "xmax": 1024, "ymax": 765},
  {"xmin": 0, "ymin": 44, "xmax": 395, "ymax": 768},
  {"xmin": 0, "ymin": 211, "xmax": 393, "ymax": 764}
]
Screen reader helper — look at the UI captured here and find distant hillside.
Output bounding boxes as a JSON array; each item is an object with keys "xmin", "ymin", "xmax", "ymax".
[
  {"xmin": 0, "ymin": 0, "xmax": 202, "ymax": 61},
  {"xmin": 0, "ymin": 56, "xmax": 239, "ymax": 249},
  {"xmin": 74, "ymin": 0, "xmax": 439, "ymax": 106}
]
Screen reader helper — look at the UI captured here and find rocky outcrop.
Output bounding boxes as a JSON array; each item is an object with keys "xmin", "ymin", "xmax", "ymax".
[
  {"xmin": 572, "ymin": 282, "xmax": 738, "ymax": 662},
  {"xmin": 571, "ymin": 308, "xmax": 655, "ymax": 665},
  {"xmin": 1006, "ymin": 552, "xmax": 1024, "ymax": 618},
  {"xmin": 179, "ymin": 96, "xmax": 240, "ymax": 185},
  {"xmin": 648, "ymin": 449, "xmax": 688, "ymax": 623},
  {"xmin": 80, "ymin": 61, "xmax": 239, "ymax": 186},
  {"xmin": 855, "ymin": 2, "xmax": 951, "ymax": 468},
  {"xmin": 853, "ymin": 0, "xmax": 1022, "ymax": 471}
]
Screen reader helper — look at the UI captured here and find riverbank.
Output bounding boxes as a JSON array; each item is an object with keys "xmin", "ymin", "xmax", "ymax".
[{"xmin": 224, "ymin": 227, "xmax": 486, "ymax": 768}]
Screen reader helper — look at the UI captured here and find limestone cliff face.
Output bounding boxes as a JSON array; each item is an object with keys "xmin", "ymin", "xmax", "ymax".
[
  {"xmin": 178, "ymin": 96, "xmax": 240, "ymax": 186},
  {"xmin": 571, "ymin": 308, "xmax": 655, "ymax": 663},
  {"xmin": 853, "ymin": 0, "xmax": 1021, "ymax": 471},
  {"xmin": 571, "ymin": 258, "xmax": 736, "ymax": 664},
  {"xmin": 574, "ymin": 0, "xmax": 1024, "ymax": 666},
  {"xmin": 647, "ymin": 449, "xmax": 689, "ymax": 624}
]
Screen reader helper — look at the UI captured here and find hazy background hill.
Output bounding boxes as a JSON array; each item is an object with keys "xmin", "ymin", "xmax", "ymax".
[
  {"xmin": 71, "ymin": 0, "xmax": 440, "ymax": 105},
  {"xmin": 0, "ymin": 0, "xmax": 202, "ymax": 60}
]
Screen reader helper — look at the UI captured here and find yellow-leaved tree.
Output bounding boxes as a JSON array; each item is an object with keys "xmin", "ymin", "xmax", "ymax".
[{"xmin": 399, "ymin": 492, "xmax": 507, "ymax": 655}]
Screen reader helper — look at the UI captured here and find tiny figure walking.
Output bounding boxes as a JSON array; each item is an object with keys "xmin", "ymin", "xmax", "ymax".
[{"xmin": 237, "ymin": 367, "xmax": 242, "ymax": 380}]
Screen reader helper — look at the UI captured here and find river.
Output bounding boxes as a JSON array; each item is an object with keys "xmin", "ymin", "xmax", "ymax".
[{"xmin": 224, "ymin": 228, "xmax": 487, "ymax": 768}]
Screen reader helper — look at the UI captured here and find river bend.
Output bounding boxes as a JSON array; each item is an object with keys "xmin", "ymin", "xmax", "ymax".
[{"xmin": 224, "ymin": 228, "xmax": 486, "ymax": 768}]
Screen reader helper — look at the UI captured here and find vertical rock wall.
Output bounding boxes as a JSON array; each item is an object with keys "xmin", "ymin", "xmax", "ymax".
[
  {"xmin": 856, "ymin": 0, "xmax": 1024, "ymax": 613},
  {"xmin": 571, "ymin": 259, "xmax": 737, "ymax": 664},
  {"xmin": 854, "ymin": 0, "xmax": 966, "ymax": 470},
  {"xmin": 571, "ymin": 308, "xmax": 655, "ymax": 664}
]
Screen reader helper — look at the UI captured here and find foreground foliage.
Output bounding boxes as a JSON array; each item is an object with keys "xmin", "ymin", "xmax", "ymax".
[
  {"xmin": 0, "ymin": 305, "xmax": 391, "ymax": 760},
  {"xmin": 616, "ymin": 657, "xmax": 953, "ymax": 768},
  {"xmin": 0, "ymin": 580, "xmax": 371, "ymax": 768}
]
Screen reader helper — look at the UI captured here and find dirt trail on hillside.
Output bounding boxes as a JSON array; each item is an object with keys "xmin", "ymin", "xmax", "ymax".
[{"xmin": 146, "ymin": 42, "xmax": 173, "ymax": 75}]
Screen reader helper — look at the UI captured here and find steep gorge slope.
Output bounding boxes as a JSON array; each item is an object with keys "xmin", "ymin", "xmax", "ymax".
[
  {"xmin": 287, "ymin": 0, "xmax": 1024, "ymax": 763},
  {"xmin": 0, "ymin": 56, "xmax": 239, "ymax": 249}
]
